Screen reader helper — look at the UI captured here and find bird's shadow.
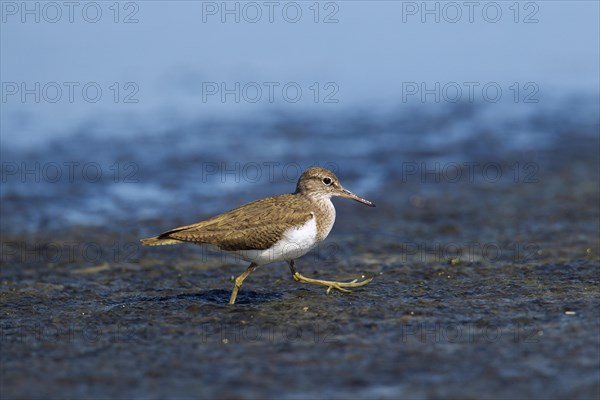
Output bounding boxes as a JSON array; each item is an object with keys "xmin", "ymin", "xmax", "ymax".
[
  {"xmin": 108, "ymin": 289, "xmax": 283, "ymax": 308},
  {"xmin": 167, "ymin": 289, "xmax": 283, "ymax": 305}
]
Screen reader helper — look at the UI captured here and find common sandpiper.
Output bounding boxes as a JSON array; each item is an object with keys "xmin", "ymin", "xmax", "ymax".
[{"xmin": 141, "ymin": 167, "xmax": 375, "ymax": 304}]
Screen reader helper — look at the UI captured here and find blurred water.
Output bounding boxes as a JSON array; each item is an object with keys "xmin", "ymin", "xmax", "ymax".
[
  {"xmin": 1, "ymin": 97, "xmax": 598, "ymax": 233},
  {"xmin": 1, "ymin": 1, "xmax": 599, "ymax": 232},
  {"xmin": 2, "ymin": 1, "xmax": 599, "ymax": 148}
]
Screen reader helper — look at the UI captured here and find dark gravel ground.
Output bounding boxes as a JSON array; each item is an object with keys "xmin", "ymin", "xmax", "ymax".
[{"xmin": 1, "ymin": 106, "xmax": 599, "ymax": 399}]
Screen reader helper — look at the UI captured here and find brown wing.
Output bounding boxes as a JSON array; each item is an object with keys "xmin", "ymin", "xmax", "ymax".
[{"xmin": 157, "ymin": 194, "xmax": 313, "ymax": 251}]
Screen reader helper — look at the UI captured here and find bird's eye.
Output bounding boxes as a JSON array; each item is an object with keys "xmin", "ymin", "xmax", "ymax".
[{"xmin": 322, "ymin": 177, "xmax": 332, "ymax": 186}]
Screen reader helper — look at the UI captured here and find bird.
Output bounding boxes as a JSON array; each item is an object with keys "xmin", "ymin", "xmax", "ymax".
[{"xmin": 141, "ymin": 167, "xmax": 375, "ymax": 304}]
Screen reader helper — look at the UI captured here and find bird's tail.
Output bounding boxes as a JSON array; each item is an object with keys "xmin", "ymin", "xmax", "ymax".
[{"xmin": 140, "ymin": 236, "xmax": 183, "ymax": 246}]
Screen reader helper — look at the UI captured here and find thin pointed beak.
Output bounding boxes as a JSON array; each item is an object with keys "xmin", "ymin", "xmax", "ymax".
[{"xmin": 338, "ymin": 187, "xmax": 375, "ymax": 207}]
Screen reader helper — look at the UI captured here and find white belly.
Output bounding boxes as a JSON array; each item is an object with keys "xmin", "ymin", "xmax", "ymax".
[{"xmin": 232, "ymin": 213, "xmax": 318, "ymax": 265}]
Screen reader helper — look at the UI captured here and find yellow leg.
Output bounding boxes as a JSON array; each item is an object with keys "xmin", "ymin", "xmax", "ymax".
[
  {"xmin": 229, "ymin": 263, "xmax": 257, "ymax": 304},
  {"xmin": 287, "ymin": 260, "xmax": 372, "ymax": 295}
]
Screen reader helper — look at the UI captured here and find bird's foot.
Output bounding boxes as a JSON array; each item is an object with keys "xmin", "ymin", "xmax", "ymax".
[{"xmin": 292, "ymin": 272, "xmax": 373, "ymax": 295}]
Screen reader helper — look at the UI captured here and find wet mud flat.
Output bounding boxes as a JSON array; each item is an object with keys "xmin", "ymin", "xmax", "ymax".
[{"xmin": 1, "ymin": 107, "xmax": 599, "ymax": 399}]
